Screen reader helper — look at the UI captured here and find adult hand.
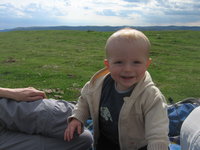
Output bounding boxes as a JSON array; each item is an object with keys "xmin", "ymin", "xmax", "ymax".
[
  {"xmin": 0, "ymin": 87, "xmax": 47, "ymax": 101},
  {"xmin": 64, "ymin": 118, "xmax": 83, "ymax": 141}
]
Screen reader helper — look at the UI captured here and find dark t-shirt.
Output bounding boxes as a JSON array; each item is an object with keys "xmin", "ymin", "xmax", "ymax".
[{"xmin": 98, "ymin": 75, "xmax": 133, "ymax": 148}]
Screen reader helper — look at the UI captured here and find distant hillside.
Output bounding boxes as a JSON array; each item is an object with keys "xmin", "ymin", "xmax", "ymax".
[{"xmin": 1, "ymin": 25, "xmax": 200, "ymax": 32}]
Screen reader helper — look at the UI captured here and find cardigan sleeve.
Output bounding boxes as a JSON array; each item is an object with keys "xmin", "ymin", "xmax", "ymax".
[
  {"xmin": 68, "ymin": 82, "xmax": 90, "ymax": 124},
  {"xmin": 143, "ymin": 88, "xmax": 169, "ymax": 150}
]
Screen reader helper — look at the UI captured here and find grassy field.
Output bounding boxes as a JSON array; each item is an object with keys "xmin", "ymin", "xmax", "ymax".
[{"xmin": 0, "ymin": 30, "xmax": 199, "ymax": 102}]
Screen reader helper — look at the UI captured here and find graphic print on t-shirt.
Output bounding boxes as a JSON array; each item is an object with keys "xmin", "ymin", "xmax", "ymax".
[{"xmin": 100, "ymin": 107, "xmax": 113, "ymax": 122}]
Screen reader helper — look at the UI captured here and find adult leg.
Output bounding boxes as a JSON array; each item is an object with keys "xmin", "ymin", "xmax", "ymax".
[
  {"xmin": 0, "ymin": 128, "xmax": 93, "ymax": 150},
  {"xmin": 0, "ymin": 98, "xmax": 93, "ymax": 148},
  {"xmin": 0, "ymin": 98, "xmax": 74, "ymax": 138}
]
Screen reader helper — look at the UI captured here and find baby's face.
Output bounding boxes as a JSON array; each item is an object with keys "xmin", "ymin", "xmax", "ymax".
[{"xmin": 105, "ymin": 40, "xmax": 151, "ymax": 91}]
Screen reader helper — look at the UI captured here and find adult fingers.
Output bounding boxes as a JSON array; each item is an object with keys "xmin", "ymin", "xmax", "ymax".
[
  {"xmin": 26, "ymin": 95, "xmax": 45, "ymax": 101},
  {"xmin": 28, "ymin": 91, "xmax": 46, "ymax": 98}
]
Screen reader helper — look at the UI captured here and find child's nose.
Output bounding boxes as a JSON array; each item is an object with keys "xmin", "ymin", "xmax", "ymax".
[{"xmin": 123, "ymin": 64, "xmax": 133, "ymax": 72}]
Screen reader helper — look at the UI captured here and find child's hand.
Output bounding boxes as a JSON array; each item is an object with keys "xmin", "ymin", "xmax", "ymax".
[{"xmin": 64, "ymin": 118, "xmax": 83, "ymax": 141}]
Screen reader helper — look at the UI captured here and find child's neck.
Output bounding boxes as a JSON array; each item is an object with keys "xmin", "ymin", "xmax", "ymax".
[{"xmin": 114, "ymin": 82, "xmax": 136, "ymax": 94}]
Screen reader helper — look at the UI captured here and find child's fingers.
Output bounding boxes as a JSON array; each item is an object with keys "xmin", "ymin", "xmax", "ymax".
[
  {"xmin": 64, "ymin": 126, "xmax": 74, "ymax": 141},
  {"xmin": 77, "ymin": 124, "xmax": 82, "ymax": 135},
  {"xmin": 64, "ymin": 128, "xmax": 68, "ymax": 141},
  {"xmin": 69, "ymin": 125, "xmax": 76, "ymax": 140},
  {"xmin": 64, "ymin": 119, "xmax": 82, "ymax": 141}
]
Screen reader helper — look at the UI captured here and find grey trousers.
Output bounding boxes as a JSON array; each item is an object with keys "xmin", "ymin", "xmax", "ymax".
[{"xmin": 0, "ymin": 98, "xmax": 93, "ymax": 150}]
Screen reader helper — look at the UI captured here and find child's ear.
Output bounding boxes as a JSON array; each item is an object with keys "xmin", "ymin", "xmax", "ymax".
[
  {"xmin": 104, "ymin": 59, "xmax": 109, "ymax": 68},
  {"xmin": 146, "ymin": 58, "xmax": 152, "ymax": 68}
]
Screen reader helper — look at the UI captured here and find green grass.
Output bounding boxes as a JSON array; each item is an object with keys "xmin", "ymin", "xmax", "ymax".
[{"xmin": 0, "ymin": 30, "xmax": 199, "ymax": 102}]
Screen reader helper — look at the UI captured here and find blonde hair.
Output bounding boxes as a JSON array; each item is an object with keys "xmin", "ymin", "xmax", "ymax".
[{"xmin": 105, "ymin": 28, "xmax": 151, "ymax": 58}]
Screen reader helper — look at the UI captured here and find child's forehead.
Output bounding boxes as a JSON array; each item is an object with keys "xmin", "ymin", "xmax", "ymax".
[
  {"xmin": 110, "ymin": 37, "xmax": 140, "ymax": 45},
  {"xmin": 108, "ymin": 39, "xmax": 148, "ymax": 52},
  {"xmin": 106, "ymin": 39, "xmax": 149, "ymax": 59}
]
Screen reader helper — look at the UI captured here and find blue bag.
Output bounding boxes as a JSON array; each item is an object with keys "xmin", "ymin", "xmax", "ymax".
[{"xmin": 168, "ymin": 97, "xmax": 200, "ymax": 144}]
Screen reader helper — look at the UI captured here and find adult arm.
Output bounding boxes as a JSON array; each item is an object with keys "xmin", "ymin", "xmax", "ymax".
[{"xmin": 0, "ymin": 87, "xmax": 46, "ymax": 101}]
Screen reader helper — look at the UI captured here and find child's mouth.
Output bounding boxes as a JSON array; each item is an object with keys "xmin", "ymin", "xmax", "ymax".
[{"xmin": 121, "ymin": 76, "xmax": 134, "ymax": 80}]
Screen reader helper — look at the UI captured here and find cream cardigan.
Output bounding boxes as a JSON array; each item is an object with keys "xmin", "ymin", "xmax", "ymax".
[{"xmin": 70, "ymin": 68, "xmax": 169, "ymax": 150}]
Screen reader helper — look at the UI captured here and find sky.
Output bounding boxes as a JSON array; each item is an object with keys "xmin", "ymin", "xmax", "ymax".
[{"xmin": 0, "ymin": 0, "xmax": 200, "ymax": 30}]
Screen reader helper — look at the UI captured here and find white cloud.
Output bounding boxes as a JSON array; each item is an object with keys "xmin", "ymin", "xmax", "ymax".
[{"xmin": 0, "ymin": 0, "xmax": 200, "ymax": 29}]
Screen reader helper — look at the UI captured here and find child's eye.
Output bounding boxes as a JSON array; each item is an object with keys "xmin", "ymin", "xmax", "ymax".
[
  {"xmin": 133, "ymin": 61, "xmax": 141, "ymax": 64},
  {"xmin": 114, "ymin": 61, "xmax": 122, "ymax": 64}
]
